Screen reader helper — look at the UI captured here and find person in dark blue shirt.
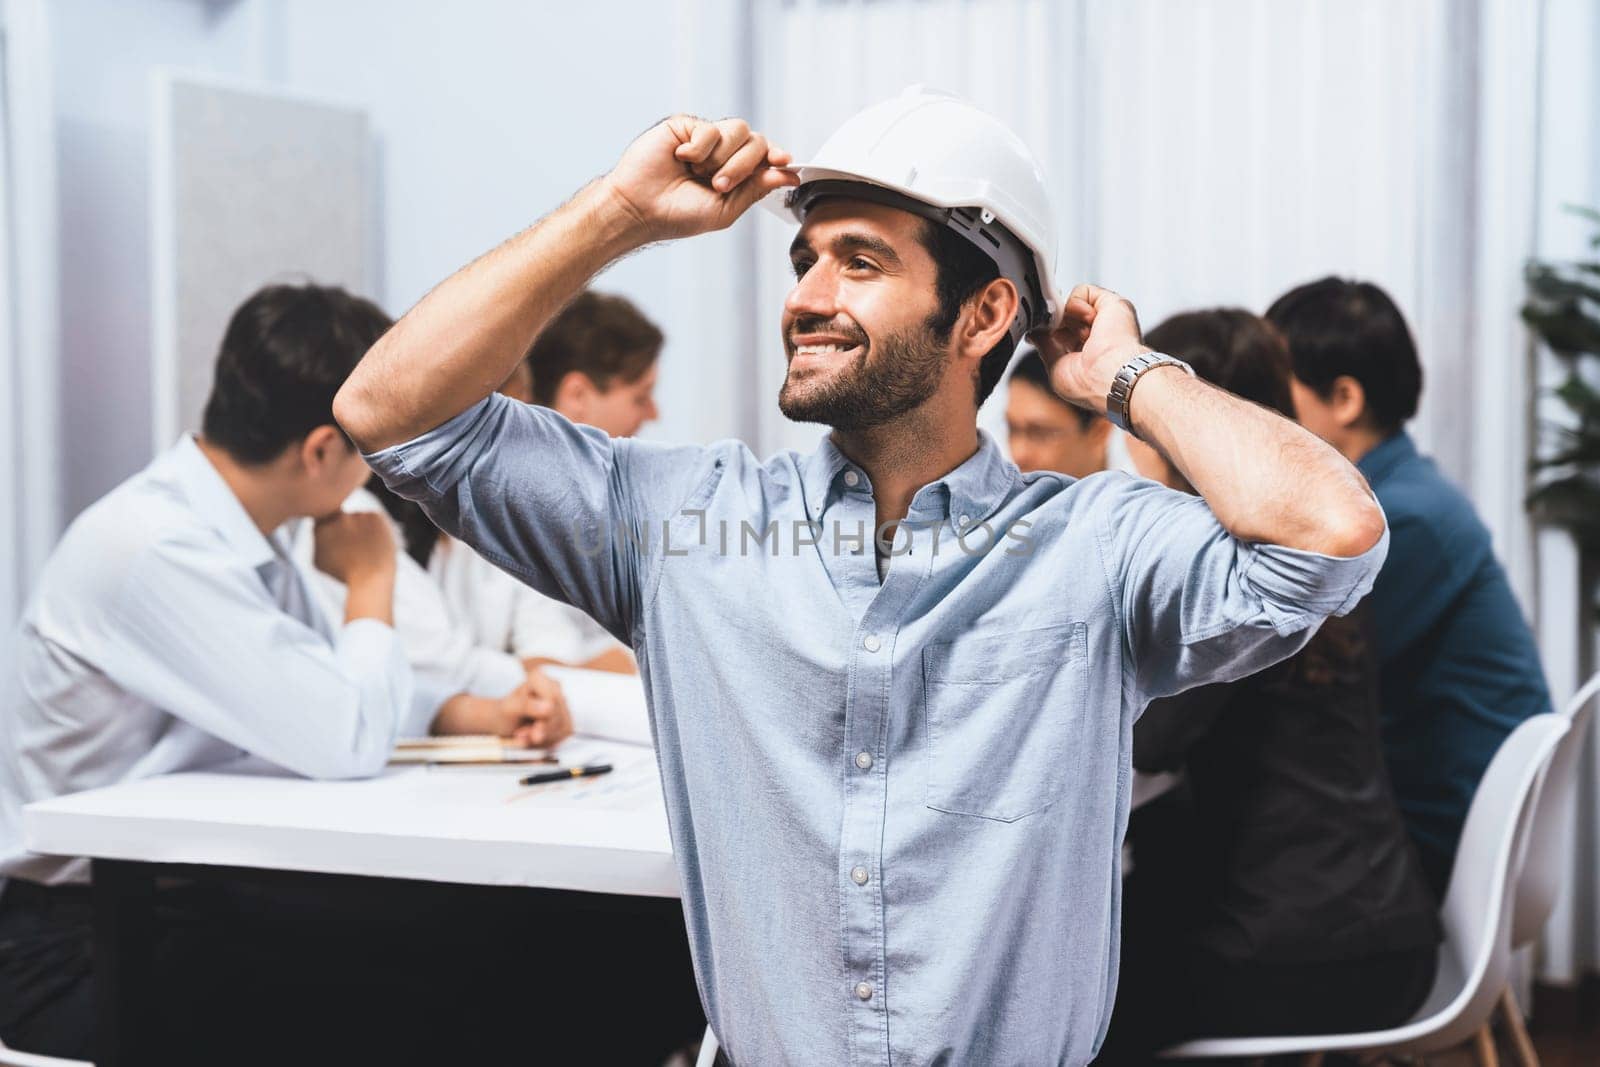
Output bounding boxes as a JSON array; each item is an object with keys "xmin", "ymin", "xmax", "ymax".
[{"xmin": 1267, "ymin": 277, "xmax": 1553, "ymax": 896}]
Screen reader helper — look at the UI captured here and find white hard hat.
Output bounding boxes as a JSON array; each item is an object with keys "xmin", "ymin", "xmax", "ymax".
[{"xmin": 770, "ymin": 86, "xmax": 1063, "ymax": 347}]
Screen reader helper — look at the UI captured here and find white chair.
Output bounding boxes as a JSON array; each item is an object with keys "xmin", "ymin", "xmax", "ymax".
[
  {"xmin": 1513, "ymin": 671, "xmax": 1600, "ymax": 948},
  {"xmin": 0, "ymin": 1037, "xmax": 92, "ymax": 1067},
  {"xmin": 1495, "ymin": 670, "xmax": 1600, "ymax": 1065},
  {"xmin": 694, "ymin": 1025, "xmax": 719, "ymax": 1067},
  {"xmin": 1159, "ymin": 712, "xmax": 1569, "ymax": 1065}
]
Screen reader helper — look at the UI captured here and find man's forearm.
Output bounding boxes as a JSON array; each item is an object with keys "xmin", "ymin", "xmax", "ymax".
[
  {"xmin": 1034, "ymin": 285, "xmax": 1384, "ymax": 557},
  {"xmin": 1129, "ymin": 367, "xmax": 1385, "ymax": 557},
  {"xmin": 344, "ymin": 567, "xmax": 397, "ymax": 626},
  {"xmin": 334, "ymin": 180, "xmax": 646, "ymax": 452},
  {"xmin": 431, "ymin": 692, "xmax": 490, "ymax": 736}
]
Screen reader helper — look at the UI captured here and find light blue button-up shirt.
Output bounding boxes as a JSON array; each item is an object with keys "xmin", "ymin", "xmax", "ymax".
[{"xmin": 368, "ymin": 394, "xmax": 1386, "ymax": 1066}]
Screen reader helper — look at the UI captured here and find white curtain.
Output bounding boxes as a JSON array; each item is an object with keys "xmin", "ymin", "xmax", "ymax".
[
  {"xmin": 750, "ymin": 0, "xmax": 1594, "ymax": 986},
  {"xmin": 754, "ymin": 0, "xmax": 1498, "ymax": 496},
  {"xmin": 0, "ymin": 0, "xmax": 59, "ymax": 685}
]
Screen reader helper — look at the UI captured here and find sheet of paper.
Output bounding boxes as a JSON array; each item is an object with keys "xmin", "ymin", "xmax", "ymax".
[{"xmin": 543, "ymin": 666, "xmax": 653, "ymax": 747}]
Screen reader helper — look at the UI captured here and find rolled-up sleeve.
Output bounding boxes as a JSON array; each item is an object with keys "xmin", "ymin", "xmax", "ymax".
[
  {"xmin": 364, "ymin": 394, "xmax": 714, "ymax": 645},
  {"xmin": 1093, "ymin": 477, "xmax": 1388, "ymax": 701}
]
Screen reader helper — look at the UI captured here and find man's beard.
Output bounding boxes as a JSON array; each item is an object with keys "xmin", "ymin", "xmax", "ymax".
[{"xmin": 778, "ymin": 315, "xmax": 949, "ymax": 431}]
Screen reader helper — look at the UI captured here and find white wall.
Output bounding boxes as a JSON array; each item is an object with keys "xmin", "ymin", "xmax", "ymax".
[
  {"xmin": 50, "ymin": 0, "xmax": 262, "ymax": 518},
  {"xmin": 46, "ymin": 0, "xmax": 753, "ymax": 528},
  {"xmin": 271, "ymin": 0, "xmax": 754, "ymax": 447},
  {"xmin": 1, "ymin": 0, "xmax": 60, "ymax": 682}
]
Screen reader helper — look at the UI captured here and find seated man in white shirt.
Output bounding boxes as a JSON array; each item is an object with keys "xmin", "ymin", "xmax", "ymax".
[
  {"xmin": 0, "ymin": 283, "xmax": 573, "ymax": 1058},
  {"xmin": 378, "ymin": 290, "xmax": 663, "ymax": 675}
]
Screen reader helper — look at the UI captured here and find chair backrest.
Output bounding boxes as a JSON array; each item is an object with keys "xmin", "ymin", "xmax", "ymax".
[
  {"xmin": 1423, "ymin": 713, "xmax": 1567, "ymax": 1050},
  {"xmin": 0, "ymin": 1040, "xmax": 94, "ymax": 1067},
  {"xmin": 1511, "ymin": 671, "xmax": 1600, "ymax": 948},
  {"xmin": 695, "ymin": 1025, "xmax": 720, "ymax": 1067}
]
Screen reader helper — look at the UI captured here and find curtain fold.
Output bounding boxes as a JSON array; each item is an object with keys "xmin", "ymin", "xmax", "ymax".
[{"xmin": 0, "ymin": 0, "xmax": 61, "ymax": 685}]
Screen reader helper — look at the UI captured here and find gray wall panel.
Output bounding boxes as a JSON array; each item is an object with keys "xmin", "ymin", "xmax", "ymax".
[{"xmin": 155, "ymin": 75, "xmax": 370, "ymax": 445}]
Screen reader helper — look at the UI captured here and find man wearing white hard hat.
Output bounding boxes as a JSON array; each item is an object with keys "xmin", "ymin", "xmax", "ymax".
[{"xmin": 337, "ymin": 90, "xmax": 1387, "ymax": 1065}]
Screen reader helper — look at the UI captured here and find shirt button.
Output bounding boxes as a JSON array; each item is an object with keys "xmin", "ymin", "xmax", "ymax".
[
  {"xmin": 862, "ymin": 634, "xmax": 881, "ymax": 652},
  {"xmin": 851, "ymin": 866, "xmax": 869, "ymax": 886},
  {"xmin": 957, "ymin": 513, "xmax": 971, "ymax": 528},
  {"xmin": 855, "ymin": 751, "xmax": 873, "ymax": 771},
  {"xmin": 843, "ymin": 470, "xmax": 860, "ymax": 487},
  {"xmin": 855, "ymin": 981, "xmax": 874, "ymax": 1001}
]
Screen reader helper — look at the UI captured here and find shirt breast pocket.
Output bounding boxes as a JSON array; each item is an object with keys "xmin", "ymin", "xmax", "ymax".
[{"xmin": 922, "ymin": 621, "xmax": 1088, "ymax": 823}]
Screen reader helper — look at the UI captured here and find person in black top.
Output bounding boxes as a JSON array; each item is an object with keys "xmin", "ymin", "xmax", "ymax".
[{"xmin": 1095, "ymin": 309, "xmax": 1439, "ymax": 1064}]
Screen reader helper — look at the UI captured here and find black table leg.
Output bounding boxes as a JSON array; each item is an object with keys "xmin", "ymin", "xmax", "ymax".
[{"xmin": 90, "ymin": 859, "xmax": 158, "ymax": 1067}]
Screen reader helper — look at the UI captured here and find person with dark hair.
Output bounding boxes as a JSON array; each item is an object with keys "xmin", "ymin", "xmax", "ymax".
[
  {"xmin": 337, "ymin": 97, "xmax": 1388, "ymax": 1064},
  {"xmin": 200, "ymin": 285, "xmax": 573, "ymax": 747},
  {"xmin": 1004, "ymin": 348, "xmax": 1112, "ymax": 477},
  {"xmin": 1097, "ymin": 309, "xmax": 1438, "ymax": 1062},
  {"xmin": 524, "ymin": 289, "xmax": 663, "ymax": 427},
  {"xmin": 1267, "ymin": 277, "xmax": 1552, "ymax": 897},
  {"xmin": 0, "ymin": 283, "xmax": 407, "ymax": 1055},
  {"xmin": 0, "ymin": 282, "xmax": 578, "ymax": 1057}
]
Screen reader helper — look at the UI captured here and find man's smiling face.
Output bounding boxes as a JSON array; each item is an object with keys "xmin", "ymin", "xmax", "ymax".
[{"xmin": 779, "ymin": 199, "xmax": 952, "ymax": 430}]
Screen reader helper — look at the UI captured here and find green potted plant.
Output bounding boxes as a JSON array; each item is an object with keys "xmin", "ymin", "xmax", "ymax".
[{"xmin": 1523, "ymin": 205, "xmax": 1600, "ymax": 618}]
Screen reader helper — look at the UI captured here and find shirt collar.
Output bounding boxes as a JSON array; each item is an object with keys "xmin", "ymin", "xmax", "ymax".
[
  {"xmin": 1356, "ymin": 430, "xmax": 1417, "ymax": 485},
  {"xmin": 169, "ymin": 435, "xmax": 284, "ymax": 571},
  {"xmin": 800, "ymin": 430, "xmax": 1016, "ymax": 524}
]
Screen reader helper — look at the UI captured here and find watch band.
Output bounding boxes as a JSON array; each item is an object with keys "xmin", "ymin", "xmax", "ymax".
[{"xmin": 1105, "ymin": 351, "xmax": 1196, "ymax": 436}]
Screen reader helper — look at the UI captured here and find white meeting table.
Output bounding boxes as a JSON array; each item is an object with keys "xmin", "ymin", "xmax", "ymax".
[{"xmin": 24, "ymin": 734, "xmax": 1178, "ymax": 1064}]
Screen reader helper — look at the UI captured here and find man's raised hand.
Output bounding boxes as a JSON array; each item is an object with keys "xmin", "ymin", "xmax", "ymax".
[
  {"xmin": 1028, "ymin": 285, "xmax": 1151, "ymax": 412},
  {"xmin": 331, "ymin": 114, "xmax": 797, "ymax": 455},
  {"xmin": 601, "ymin": 115, "xmax": 799, "ymax": 243}
]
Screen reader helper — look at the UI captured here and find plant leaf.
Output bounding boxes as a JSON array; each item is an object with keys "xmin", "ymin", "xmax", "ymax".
[{"xmin": 1522, "ymin": 305, "xmax": 1600, "ymax": 354}]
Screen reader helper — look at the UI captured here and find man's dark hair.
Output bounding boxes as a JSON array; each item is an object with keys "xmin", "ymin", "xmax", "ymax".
[
  {"xmin": 1145, "ymin": 308, "xmax": 1294, "ymax": 418},
  {"xmin": 919, "ymin": 222, "xmax": 1016, "ymax": 406},
  {"xmin": 201, "ymin": 283, "xmax": 392, "ymax": 464},
  {"xmin": 1007, "ymin": 349, "xmax": 1095, "ymax": 429},
  {"xmin": 526, "ymin": 291, "xmax": 662, "ymax": 406},
  {"xmin": 1264, "ymin": 276, "xmax": 1422, "ymax": 432}
]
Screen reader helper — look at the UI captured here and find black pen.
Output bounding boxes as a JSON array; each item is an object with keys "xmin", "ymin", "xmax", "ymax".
[{"xmin": 519, "ymin": 763, "xmax": 614, "ymax": 787}]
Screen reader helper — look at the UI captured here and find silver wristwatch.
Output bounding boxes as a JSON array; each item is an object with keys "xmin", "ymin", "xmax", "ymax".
[{"xmin": 1105, "ymin": 351, "xmax": 1195, "ymax": 435}]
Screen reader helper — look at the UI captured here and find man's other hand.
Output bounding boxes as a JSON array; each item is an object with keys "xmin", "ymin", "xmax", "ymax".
[
  {"xmin": 505, "ymin": 667, "xmax": 574, "ymax": 749},
  {"xmin": 1028, "ymin": 285, "xmax": 1152, "ymax": 412}
]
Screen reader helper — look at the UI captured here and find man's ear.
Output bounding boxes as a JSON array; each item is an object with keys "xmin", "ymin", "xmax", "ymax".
[
  {"xmin": 552, "ymin": 371, "xmax": 598, "ymax": 420},
  {"xmin": 1328, "ymin": 375, "xmax": 1368, "ymax": 430},
  {"xmin": 958, "ymin": 278, "xmax": 1020, "ymax": 361},
  {"xmin": 299, "ymin": 424, "xmax": 348, "ymax": 475}
]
